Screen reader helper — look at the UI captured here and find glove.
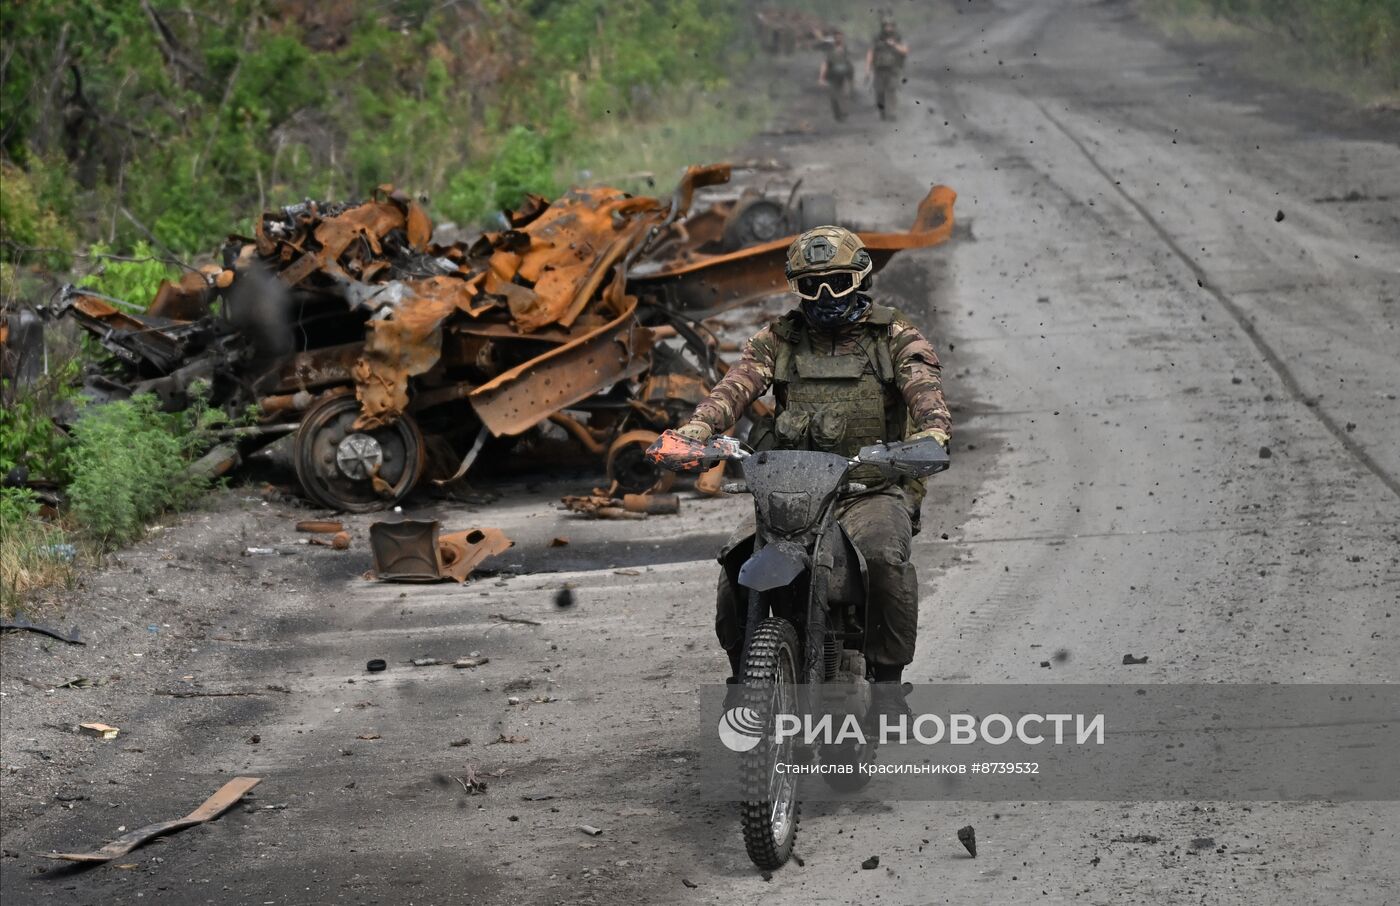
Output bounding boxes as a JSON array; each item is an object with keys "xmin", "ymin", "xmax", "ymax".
[
  {"xmin": 676, "ymin": 421, "xmax": 713, "ymax": 443},
  {"xmin": 908, "ymin": 428, "xmax": 949, "ymax": 448}
]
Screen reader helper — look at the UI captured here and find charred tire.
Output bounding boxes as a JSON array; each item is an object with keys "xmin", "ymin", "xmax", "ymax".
[
  {"xmin": 606, "ymin": 430, "xmax": 676, "ymax": 495},
  {"xmin": 739, "ymin": 617, "xmax": 801, "ymax": 870},
  {"xmin": 722, "ymin": 198, "xmax": 791, "ymax": 252},
  {"xmin": 797, "ymin": 193, "xmax": 838, "ymax": 232},
  {"xmin": 293, "ymin": 395, "xmax": 425, "ymax": 512}
]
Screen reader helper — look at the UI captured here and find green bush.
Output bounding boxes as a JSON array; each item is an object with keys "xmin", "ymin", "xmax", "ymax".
[
  {"xmin": 438, "ymin": 167, "xmax": 492, "ymax": 227},
  {"xmin": 0, "ymin": 367, "xmax": 81, "ymax": 615},
  {"xmin": 82, "ymin": 242, "xmax": 177, "ymax": 310},
  {"xmin": 0, "ymin": 374, "xmax": 73, "ymax": 484},
  {"xmin": 0, "ymin": 160, "xmax": 76, "ymax": 268},
  {"xmin": 490, "ymin": 126, "xmax": 558, "ymax": 212},
  {"xmin": 65, "ymin": 393, "xmax": 221, "ymax": 544}
]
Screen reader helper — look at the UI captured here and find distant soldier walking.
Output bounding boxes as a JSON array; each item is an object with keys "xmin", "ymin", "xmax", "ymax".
[
  {"xmin": 865, "ymin": 17, "xmax": 908, "ymax": 120},
  {"xmin": 818, "ymin": 31, "xmax": 855, "ymax": 121}
]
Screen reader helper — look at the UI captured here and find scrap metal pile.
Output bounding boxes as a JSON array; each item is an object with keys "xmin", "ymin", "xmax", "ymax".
[{"xmin": 43, "ymin": 164, "xmax": 955, "ymax": 512}]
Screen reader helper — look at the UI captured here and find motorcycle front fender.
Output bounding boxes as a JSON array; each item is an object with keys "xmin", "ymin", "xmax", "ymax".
[{"xmin": 738, "ymin": 540, "xmax": 811, "ymax": 592}]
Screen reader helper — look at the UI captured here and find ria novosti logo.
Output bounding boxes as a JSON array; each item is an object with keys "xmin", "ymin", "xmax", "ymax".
[
  {"xmin": 717, "ymin": 707, "xmax": 765, "ymax": 752},
  {"xmin": 717, "ymin": 707, "xmax": 1106, "ymax": 750}
]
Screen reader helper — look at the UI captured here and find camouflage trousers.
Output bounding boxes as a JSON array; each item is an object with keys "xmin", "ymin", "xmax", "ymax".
[
  {"xmin": 828, "ymin": 77, "xmax": 852, "ymax": 121},
  {"xmin": 874, "ymin": 69, "xmax": 899, "ymax": 119},
  {"xmin": 715, "ymin": 487, "xmax": 919, "ymax": 670}
]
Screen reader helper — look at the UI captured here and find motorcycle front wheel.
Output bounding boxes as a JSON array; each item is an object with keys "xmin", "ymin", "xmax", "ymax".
[{"xmin": 739, "ymin": 617, "xmax": 801, "ymax": 870}]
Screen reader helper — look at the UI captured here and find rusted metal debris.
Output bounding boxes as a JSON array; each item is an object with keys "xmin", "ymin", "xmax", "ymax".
[
  {"xmin": 41, "ymin": 166, "xmax": 955, "ymax": 512},
  {"xmin": 368, "ymin": 519, "xmax": 511, "ymax": 582},
  {"xmin": 296, "ymin": 519, "xmax": 344, "ymax": 534},
  {"xmin": 42, "ymin": 776, "xmax": 261, "ymax": 863},
  {"xmin": 561, "ymin": 491, "xmax": 680, "ymax": 520}
]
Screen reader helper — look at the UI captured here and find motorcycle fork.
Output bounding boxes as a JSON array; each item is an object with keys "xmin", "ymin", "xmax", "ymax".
[
  {"xmin": 804, "ymin": 507, "xmax": 840, "ymax": 685},
  {"xmin": 740, "ymin": 534, "xmax": 768, "ymax": 670}
]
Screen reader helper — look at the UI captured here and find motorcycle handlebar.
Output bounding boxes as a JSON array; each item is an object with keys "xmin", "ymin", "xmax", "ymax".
[{"xmin": 646, "ymin": 430, "xmax": 950, "ymax": 477}]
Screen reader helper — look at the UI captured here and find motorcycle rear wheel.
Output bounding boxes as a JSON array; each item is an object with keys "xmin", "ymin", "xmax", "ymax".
[{"xmin": 739, "ymin": 617, "xmax": 801, "ymax": 870}]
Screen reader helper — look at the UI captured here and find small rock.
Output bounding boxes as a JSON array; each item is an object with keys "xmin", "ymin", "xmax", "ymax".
[
  {"xmin": 682, "ymin": 878, "xmax": 698, "ymax": 888},
  {"xmin": 1274, "ymin": 209, "xmax": 1285, "ymax": 222},
  {"xmin": 1258, "ymin": 446, "xmax": 1272, "ymax": 459},
  {"xmin": 958, "ymin": 825, "xmax": 977, "ymax": 857},
  {"xmin": 579, "ymin": 824, "xmax": 603, "ymax": 837},
  {"xmin": 1122, "ymin": 653, "xmax": 1149, "ymax": 665},
  {"xmin": 861, "ymin": 855, "xmax": 880, "ymax": 870},
  {"xmin": 555, "ymin": 588, "xmax": 576, "ymax": 609},
  {"xmin": 412, "ymin": 658, "xmax": 440, "ymax": 667},
  {"xmin": 1191, "ymin": 836, "xmax": 1215, "ymax": 850}
]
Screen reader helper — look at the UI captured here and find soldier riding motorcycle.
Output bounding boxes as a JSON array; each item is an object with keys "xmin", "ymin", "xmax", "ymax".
[{"xmin": 647, "ymin": 225, "xmax": 953, "ymax": 867}]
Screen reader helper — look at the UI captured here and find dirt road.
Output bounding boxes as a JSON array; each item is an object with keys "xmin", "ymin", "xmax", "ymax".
[{"xmin": 3, "ymin": 1, "xmax": 1397, "ymax": 903}]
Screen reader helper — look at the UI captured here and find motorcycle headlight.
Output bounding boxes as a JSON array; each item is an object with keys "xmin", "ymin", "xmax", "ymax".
[{"xmin": 766, "ymin": 491, "xmax": 813, "ymax": 535}]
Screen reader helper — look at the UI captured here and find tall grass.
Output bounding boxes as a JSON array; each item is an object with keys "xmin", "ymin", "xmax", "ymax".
[
  {"xmin": 0, "ymin": 488, "xmax": 76, "ymax": 616},
  {"xmin": 1143, "ymin": 0, "xmax": 1400, "ymax": 104}
]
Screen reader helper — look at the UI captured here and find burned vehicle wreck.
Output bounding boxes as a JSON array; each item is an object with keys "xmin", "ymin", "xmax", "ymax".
[{"xmin": 48, "ymin": 165, "xmax": 955, "ymax": 512}]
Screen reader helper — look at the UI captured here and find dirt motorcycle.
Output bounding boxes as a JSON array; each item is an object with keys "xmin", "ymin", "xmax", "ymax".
[{"xmin": 647, "ymin": 430, "xmax": 949, "ymax": 869}]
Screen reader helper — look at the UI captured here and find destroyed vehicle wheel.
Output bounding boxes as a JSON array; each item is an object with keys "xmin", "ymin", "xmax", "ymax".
[
  {"xmin": 294, "ymin": 396, "xmax": 425, "ymax": 512},
  {"xmin": 722, "ymin": 198, "xmax": 790, "ymax": 252},
  {"xmin": 606, "ymin": 430, "xmax": 676, "ymax": 495}
]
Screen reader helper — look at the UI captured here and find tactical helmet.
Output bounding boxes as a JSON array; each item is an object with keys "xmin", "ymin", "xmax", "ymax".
[
  {"xmin": 784, "ymin": 225, "xmax": 873, "ymax": 301},
  {"xmin": 785, "ymin": 225, "xmax": 874, "ymax": 327}
]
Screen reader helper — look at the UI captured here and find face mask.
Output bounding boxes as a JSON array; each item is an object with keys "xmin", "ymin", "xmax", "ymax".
[{"xmin": 802, "ymin": 289, "xmax": 871, "ymax": 328}]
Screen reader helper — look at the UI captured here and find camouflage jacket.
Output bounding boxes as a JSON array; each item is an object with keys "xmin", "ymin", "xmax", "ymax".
[{"xmin": 691, "ymin": 306, "xmax": 951, "ymax": 437}]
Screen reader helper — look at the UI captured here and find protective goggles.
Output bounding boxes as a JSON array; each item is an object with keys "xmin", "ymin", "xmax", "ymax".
[{"xmin": 787, "ymin": 267, "xmax": 869, "ymax": 300}]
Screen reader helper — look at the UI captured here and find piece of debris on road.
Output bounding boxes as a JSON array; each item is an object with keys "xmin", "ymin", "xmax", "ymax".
[
  {"xmin": 369, "ymin": 519, "xmax": 512, "ymax": 582},
  {"xmin": 958, "ymin": 825, "xmax": 977, "ymax": 857},
  {"xmin": 42, "ymin": 776, "xmax": 261, "ymax": 863}
]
